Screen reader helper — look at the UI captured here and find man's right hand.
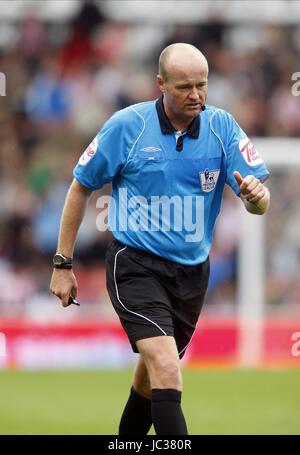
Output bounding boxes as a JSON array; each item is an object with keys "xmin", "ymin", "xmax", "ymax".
[{"xmin": 50, "ymin": 269, "xmax": 78, "ymax": 307}]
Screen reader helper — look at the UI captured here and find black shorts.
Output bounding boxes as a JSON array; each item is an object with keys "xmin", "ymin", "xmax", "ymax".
[{"xmin": 105, "ymin": 239, "xmax": 209, "ymax": 358}]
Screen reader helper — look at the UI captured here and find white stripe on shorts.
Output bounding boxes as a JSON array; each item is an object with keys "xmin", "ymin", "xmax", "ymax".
[{"xmin": 113, "ymin": 245, "xmax": 168, "ymax": 336}]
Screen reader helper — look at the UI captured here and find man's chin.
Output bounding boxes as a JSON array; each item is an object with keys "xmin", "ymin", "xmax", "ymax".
[{"xmin": 185, "ymin": 107, "xmax": 201, "ymax": 117}]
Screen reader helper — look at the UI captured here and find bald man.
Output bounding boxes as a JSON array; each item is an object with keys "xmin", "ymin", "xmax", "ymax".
[
  {"xmin": 158, "ymin": 43, "xmax": 209, "ymax": 130},
  {"xmin": 50, "ymin": 43, "xmax": 270, "ymax": 435}
]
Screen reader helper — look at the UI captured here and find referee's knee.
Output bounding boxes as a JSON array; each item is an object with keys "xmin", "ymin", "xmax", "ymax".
[
  {"xmin": 155, "ymin": 362, "xmax": 182, "ymax": 390},
  {"xmin": 136, "ymin": 336, "xmax": 182, "ymax": 390},
  {"xmin": 147, "ymin": 356, "xmax": 182, "ymax": 390}
]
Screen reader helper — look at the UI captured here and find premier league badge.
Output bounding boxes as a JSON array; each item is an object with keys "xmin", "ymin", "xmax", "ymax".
[{"xmin": 199, "ymin": 168, "xmax": 220, "ymax": 192}]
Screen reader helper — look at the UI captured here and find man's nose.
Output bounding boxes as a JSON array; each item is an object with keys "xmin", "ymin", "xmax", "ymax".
[{"xmin": 188, "ymin": 87, "xmax": 200, "ymax": 100}]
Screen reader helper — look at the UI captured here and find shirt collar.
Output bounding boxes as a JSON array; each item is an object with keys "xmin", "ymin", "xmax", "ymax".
[{"xmin": 155, "ymin": 96, "xmax": 200, "ymax": 139}]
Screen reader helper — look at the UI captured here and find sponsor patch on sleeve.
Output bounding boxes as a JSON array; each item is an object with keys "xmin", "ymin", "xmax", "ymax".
[
  {"xmin": 238, "ymin": 138, "xmax": 263, "ymax": 167},
  {"xmin": 79, "ymin": 137, "xmax": 98, "ymax": 165}
]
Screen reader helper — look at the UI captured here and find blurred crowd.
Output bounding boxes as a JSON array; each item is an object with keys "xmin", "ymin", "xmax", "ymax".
[{"xmin": 0, "ymin": 1, "xmax": 299, "ymax": 318}]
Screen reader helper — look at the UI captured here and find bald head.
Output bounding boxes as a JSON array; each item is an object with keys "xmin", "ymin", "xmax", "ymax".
[
  {"xmin": 156, "ymin": 43, "xmax": 208, "ymax": 130},
  {"xmin": 158, "ymin": 43, "xmax": 208, "ymax": 81}
]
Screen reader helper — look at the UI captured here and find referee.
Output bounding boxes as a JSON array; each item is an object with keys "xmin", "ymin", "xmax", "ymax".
[{"xmin": 50, "ymin": 43, "xmax": 270, "ymax": 435}]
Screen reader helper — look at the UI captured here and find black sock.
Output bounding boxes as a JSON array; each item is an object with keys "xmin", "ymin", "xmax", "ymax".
[
  {"xmin": 118, "ymin": 386, "xmax": 152, "ymax": 435},
  {"xmin": 151, "ymin": 388, "xmax": 188, "ymax": 435}
]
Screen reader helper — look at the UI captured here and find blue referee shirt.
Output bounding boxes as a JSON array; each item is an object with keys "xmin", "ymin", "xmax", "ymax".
[{"xmin": 74, "ymin": 97, "xmax": 269, "ymax": 265}]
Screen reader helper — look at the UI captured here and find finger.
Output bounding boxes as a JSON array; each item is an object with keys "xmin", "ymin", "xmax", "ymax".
[
  {"xmin": 233, "ymin": 171, "xmax": 243, "ymax": 186},
  {"xmin": 61, "ymin": 294, "xmax": 71, "ymax": 308},
  {"xmin": 243, "ymin": 179, "xmax": 261, "ymax": 195},
  {"xmin": 71, "ymin": 286, "xmax": 77, "ymax": 299},
  {"xmin": 244, "ymin": 182, "xmax": 263, "ymax": 200},
  {"xmin": 248, "ymin": 189, "xmax": 266, "ymax": 203},
  {"xmin": 239, "ymin": 175, "xmax": 255, "ymax": 194}
]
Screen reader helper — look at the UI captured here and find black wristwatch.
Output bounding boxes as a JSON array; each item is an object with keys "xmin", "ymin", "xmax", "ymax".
[{"xmin": 53, "ymin": 253, "xmax": 73, "ymax": 269}]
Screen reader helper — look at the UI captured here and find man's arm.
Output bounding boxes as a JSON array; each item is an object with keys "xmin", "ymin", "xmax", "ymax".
[
  {"xmin": 233, "ymin": 171, "xmax": 270, "ymax": 215},
  {"xmin": 50, "ymin": 179, "xmax": 92, "ymax": 307}
]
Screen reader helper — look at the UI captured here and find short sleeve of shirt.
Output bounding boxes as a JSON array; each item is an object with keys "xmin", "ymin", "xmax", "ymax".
[
  {"xmin": 73, "ymin": 113, "xmax": 128, "ymax": 190},
  {"xmin": 223, "ymin": 113, "xmax": 270, "ymax": 196}
]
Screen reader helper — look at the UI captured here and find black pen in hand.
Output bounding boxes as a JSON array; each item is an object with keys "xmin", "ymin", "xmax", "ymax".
[{"xmin": 68, "ymin": 296, "xmax": 80, "ymax": 306}]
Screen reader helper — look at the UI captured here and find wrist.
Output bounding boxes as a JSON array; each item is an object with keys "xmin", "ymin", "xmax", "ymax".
[{"xmin": 53, "ymin": 253, "xmax": 73, "ymax": 269}]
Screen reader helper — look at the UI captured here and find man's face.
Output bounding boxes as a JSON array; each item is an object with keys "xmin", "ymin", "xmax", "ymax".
[{"xmin": 157, "ymin": 61, "xmax": 208, "ymax": 125}]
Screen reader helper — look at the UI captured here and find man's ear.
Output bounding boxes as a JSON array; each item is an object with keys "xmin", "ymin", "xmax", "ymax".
[{"xmin": 156, "ymin": 74, "xmax": 165, "ymax": 93}]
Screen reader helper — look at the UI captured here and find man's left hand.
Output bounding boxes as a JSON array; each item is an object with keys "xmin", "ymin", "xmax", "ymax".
[{"xmin": 233, "ymin": 171, "xmax": 266, "ymax": 203}]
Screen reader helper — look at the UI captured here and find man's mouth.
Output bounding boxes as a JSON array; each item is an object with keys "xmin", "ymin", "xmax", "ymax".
[{"xmin": 186, "ymin": 103, "xmax": 201, "ymax": 109}]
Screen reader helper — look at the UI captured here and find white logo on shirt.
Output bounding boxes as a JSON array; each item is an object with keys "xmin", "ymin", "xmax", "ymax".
[
  {"xmin": 79, "ymin": 137, "xmax": 98, "ymax": 165},
  {"xmin": 199, "ymin": 169, "xmax": 220, "ymax": 192},
  {"xmin": 238, "ymin": 138, "xmax": 263, "ymax": 167},
  {"xmin": 139, "ymin": 146, "xmax": 162, "ymax": 152}
]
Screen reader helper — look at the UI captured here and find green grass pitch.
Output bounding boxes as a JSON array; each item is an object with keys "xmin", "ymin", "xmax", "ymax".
[{"xmin": 0, "ymin": 368, "xmax": 299, "ymax": 434}]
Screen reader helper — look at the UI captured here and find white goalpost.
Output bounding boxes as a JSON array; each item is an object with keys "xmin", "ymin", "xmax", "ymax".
[{"xmin": 238, "ymin": 138, "xmax": 300, "ymax": 367}]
